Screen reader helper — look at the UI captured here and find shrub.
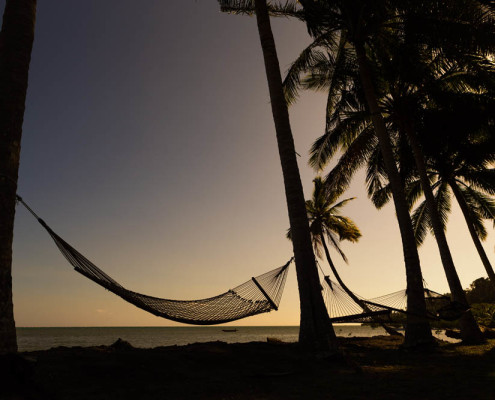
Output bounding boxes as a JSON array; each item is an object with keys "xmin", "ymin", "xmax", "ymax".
[{"xmin": 470, "ymin": 303, "xmax": 495, "ymax": 327}]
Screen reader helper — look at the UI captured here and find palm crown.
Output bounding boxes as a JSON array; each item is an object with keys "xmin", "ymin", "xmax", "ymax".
[{"xmin": 302, "ymin": 177, "xmax": 361, "ymax": 262}]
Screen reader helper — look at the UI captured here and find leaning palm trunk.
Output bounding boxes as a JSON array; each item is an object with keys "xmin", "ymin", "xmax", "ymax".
[
  {"xmin": 354, "ymin": 43, "xmax": 434, "ymax": 347},
  {"xmin": 319, "ymin": 231, "xmax": 402, "ymax": 336},
  {"xmin": 0, "ymin": 0, "xmax": 37, "ymax": 355},
  {"xmin": 449, "ymin": 180, "xmax": 495, "ymax": 290},
  {"xmin": 403, "ymin": 124, "xmax": 484, "ymax": 343},
  {"xmin": 253, "ymin": 0, "xmax": 338, "ymax": 352}
]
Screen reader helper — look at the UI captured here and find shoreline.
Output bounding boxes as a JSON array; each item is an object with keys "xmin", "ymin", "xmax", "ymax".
[
  {"xmin": 15, "ymin": 325, "xmax": 460, "ymax": 352},
  {"xmin": 4, "ymin": 336, "xmax": 494, "ymax": 399}
]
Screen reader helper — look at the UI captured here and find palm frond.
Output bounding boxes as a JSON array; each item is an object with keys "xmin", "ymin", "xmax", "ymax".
[
  {"xmin": 309, "ymin": 114, "xmax": 371, "ymax": 171},
  {"xmin": 325, "ymin": 229, "xmax": 349, "ymax": 264},
  {"xmin": 219, "ymin": 0, "xmax": 304, "ymax": 18},
  {"xmin": 455, "ymin": 184, "xmax": 495, "ymax": 241},
  {"xmin": 366, "ymin": 143, "xmax": 392, "ymax": 209},
  {"xmin": 434, "ymin": 182, "xmax": 451, "ymax": 233},
  {"xmin": 411, "ymin": 199, "xmax": 431, "ymax": 246},
  {"xmin": 283, "ymin": 35, "xmax": 334, "ymax": 105},
  {"xmin": 325, "ymin": 215, "xmax": 361, "ymax": 242},
  {"xmin": 459, "ymin": 183, "xmax": 495, "ymax": 220},
  {"xmin": 323, "ymin": 127, "xmax": 377, "ymax": 193},
  {"xmin": 459, "ymin": 194, "xmax": 489, "ymax": 240},
  {"xmin": 328, "ymin": 197, "xmax": 356, "ymax": 213},
  {"xmin": 404, "ymin": 177, "xmax": 424, "ymax": 210},
  {"xmin": 322, "ymin": 31, "xmax": 358, "ymax": 121},
  {"xmin": 459, "ymin": 169, "xmax": 495, "ymax": 196}
]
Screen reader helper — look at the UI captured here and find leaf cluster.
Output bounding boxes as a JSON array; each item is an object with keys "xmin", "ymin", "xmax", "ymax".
[{"xmin": 279, "ymin": 0, "xmax": 495, "ymax": 247}]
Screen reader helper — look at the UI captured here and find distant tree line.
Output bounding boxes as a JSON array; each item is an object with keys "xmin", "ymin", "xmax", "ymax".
[{"xmin": 466, "ymin": 278, "xmax": 495, "ymax": 304}]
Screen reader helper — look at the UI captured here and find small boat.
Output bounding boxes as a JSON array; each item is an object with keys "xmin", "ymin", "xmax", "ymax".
[{"xmin": 222, "ymin": 328, "xmax": 238, "ymax": 332}]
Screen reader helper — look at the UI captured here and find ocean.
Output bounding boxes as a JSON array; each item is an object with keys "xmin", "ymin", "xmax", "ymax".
[{"xmin": 16, "ymin": 325, "xmax": 458, "ymax": 352}]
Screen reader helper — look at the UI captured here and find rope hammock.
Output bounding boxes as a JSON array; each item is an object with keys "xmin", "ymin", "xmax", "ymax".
[
  {"xmin": 322, "ymin": 275, "xmax": 467, "ymax": 323},
  {"xmin": 16, "ymin": 196, "xmax": 292, "ymax": 325},
  {"xmin": 322, "ymin": 276, "xmax": 392, "ymax": 323}
]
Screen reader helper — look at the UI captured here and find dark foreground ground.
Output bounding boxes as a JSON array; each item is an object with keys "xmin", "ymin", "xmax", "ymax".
[{"xmin": 2, "ymin": 336, "xmax": 495, "ymax": 400}]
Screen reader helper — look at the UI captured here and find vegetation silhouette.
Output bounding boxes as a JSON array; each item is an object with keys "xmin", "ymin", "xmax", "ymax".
[
  {"xmin": 466, "ymin": 277, "xmax": 495, "ymax": 305},
  {"xmin": 406, "ymin": 127, "xmax": 495, "ymax": 289},
  {"xmin": 280, "ymin": 0, "xmax": 435, "ymax": 346},
  {"xmin": 281, "ymin": 0, "xmax": 493, "ymax": 344}
]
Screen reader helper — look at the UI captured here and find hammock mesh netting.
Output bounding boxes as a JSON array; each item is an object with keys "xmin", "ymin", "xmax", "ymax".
[
  {"xmin": 17, "ymin": 196, "xmax": 291, "ymax": 325},
  {"xmin": 322, "ymin": 275, "xmax": 460, "ymax": 323}
]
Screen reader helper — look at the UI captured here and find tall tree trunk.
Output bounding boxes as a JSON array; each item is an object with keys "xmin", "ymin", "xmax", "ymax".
[
  {"xmin": 253, "ymin": 0, "xmax": 338, "ymax": 353},
  {"xmin": 450, "ymin": 180, "xmax": 495, "ymax": 289},
  {"xmin": 319, "ymin": 231, "xmax": 402, "ymax": 336},
  {"xmin": 320, "ymin": 231, "xmax": 361, "ymax": 304},
  {"xmin": 403, "ymin": 124, "xmax": 484, "ymax": 343},
  {"xmin": 354, "ymin": 43, "xmax": 434, "ymax": 347},
  {"xmin": 0, "ymin": 0, "xmax": 37, "ymax": 355}
]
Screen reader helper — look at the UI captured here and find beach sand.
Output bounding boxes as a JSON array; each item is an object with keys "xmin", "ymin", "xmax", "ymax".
[{"xmin": 3, "ymin": 336, "xmax": 495, "ymax": 399}]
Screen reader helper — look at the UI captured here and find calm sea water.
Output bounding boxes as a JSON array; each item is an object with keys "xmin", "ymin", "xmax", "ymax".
[{"xmin": 16, "ymin": 325, "xmax": 458, "ymax": 352}]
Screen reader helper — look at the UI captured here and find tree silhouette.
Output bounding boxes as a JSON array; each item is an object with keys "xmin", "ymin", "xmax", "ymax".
[
  {"xmin": 220, "ymin": 0, "xmax": 339, "ymax": 352},
  {"xmin": 0, "ymin": 0, "xmax": 37, "ymax": 355}
]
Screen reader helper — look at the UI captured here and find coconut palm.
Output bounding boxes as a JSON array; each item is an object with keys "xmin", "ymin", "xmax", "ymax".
[
  {"xmin": 219, "ymin": 0, "xmax": 339, "ymax": 352},
  {"xmin": 221, "ymin": 0, "xmax": 493, "ymax": 345},
  {"xmin": 287, "ymin": 177, "xmax": 362, "ymax": 289},
  {"xmin": 311, "ymin": 59, "xmax": 491, "ymax": 342},
  {"xmin": 288, "ymin": 177, "xmax": 402, "ymax": 335},
  {"xmin": 0, "ymin": 0, "xmax": 37, "ymax": 355},
  {"xmin": 385, "ymin": 3, "xmax": 493, "ymax": 343},
  {"xmin": 286, "ymin": 0, "xmax": 436, "ymax": 347},
  {"xmin": 283, "ymin": 1, "xmax": 493, "ymax": 342},
  {"xmin": 406, "ymin": 113, "xmax": 495, "ymax": 287},
  {"xmin": 335, "ymin": 0, "xmax": 490, "ymax": 344}
]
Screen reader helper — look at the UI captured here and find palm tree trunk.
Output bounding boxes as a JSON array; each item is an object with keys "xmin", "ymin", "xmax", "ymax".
[
  {"xmin": 402, "ymin": 124, "xmax": 484, "ymax": 343},
  {"xmin": 354, "ymin": 42, "xmax": 434, "ymax": 347},
  {"xmin": 449, "ymin": 180, "xmax": 495, "ymax": 289},
  {"xmin": 253, "ymin": 0, "xmax": 338, "ymax": 353},
  {"xmin": 0, "ymin": 0, "xmax": 37, "ymax": 355},
  {"xmin": 320, "ymin": 231, "xmax": 358, "ymax": 302},
  {"xmin": 319, "ymin": 231, "xmax": 402, "ymax": 336}
]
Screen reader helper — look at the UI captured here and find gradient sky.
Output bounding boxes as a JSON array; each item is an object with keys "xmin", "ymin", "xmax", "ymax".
[{"xmin": 7, "ymin": 0, "xmax": 494, "ymax": 327}]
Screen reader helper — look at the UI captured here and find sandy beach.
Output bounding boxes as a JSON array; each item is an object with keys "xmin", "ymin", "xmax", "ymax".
[{"xmin": 3, "ymin": 336, "xmax": 494, "ymax": 400}]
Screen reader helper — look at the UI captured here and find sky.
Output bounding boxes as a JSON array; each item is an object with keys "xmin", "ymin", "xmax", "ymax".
[{"xmin": 7, "ymin": 0, "xmax": 494, "ymax": 327}]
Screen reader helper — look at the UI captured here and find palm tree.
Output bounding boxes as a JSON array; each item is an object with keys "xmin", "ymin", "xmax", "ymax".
[
  {"xmin": 347, "ymin": 2, "xmax": 486, "ymax": 345},
  {"xmin": 287, "ymin": 177, "xmax": 362, "ymax": 291},
  {"xmin": 367, "ymin": 41, "xmax": 494, "ymax": 342},
  {"xmin": 284, "ymin": 1, "xmax": 492, "ymax": 342},
  {"xmin": 289, "ymin": 177, "xmax": 402, "ymax": 335},
  {"xmin": 288, "ymin": 0, "xmax": 436, "ymax": 347},
  {"xmin": 388, "ymin": 4, "xmax": 493, "ymax": 342},
  {"xmin": 0, "ymin": 0, "xmax": 37, "ymax": 355},
  {"xmin": 219, "ymin": 0, "xmax": 339, "ymax": 353},
  {"xmin": 406, "ymin": 115, "xmax": 495, "ymax": 288},
  {"xmin": 221, "ymin": 0, "xmax": 492, "ymax": 345}
]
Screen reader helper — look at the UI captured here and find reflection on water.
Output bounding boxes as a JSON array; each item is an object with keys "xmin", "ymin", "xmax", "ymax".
[{"xmin": 16, "ymin": 325, "xmax": 459, "ymax": 352}]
